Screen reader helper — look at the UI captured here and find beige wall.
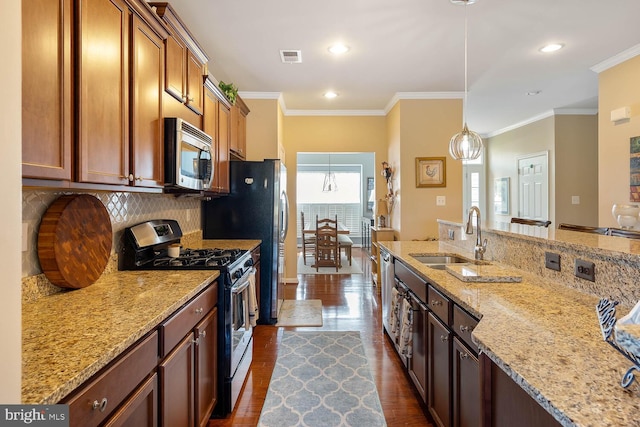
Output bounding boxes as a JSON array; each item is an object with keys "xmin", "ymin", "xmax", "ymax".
[
  {"xmin": 486, "ymin": 117, "xmax": 555, "ymax": 223},
  {"xmin": 244, "ymin": 98, "xmax": 279, "ymax": 161},
  {"xmin": 281, "ymin": 115, "xmax": 388, "ymax": 279},
  {"xmin": 396, "ymin": 99, "xmax": 463, "ymax": 240},
  {"xmin": 3, "ymin": 0, "xmax": 22, "ymax": 402},
  {"xmin": 598, "ymin": 55, "xmax": 640, "ymax": 227},
  {"xmin": 386, "ymin": 103, "xmax": 401, "ymax": 232},
  {"xmin": 555, "ymin": 115, "xmax": 599, "ymax": 226}
]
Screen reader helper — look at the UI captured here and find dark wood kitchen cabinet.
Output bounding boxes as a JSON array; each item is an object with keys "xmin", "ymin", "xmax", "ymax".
[
  {"xmin": 428, "ymin": 312, "xmax": 452, "ymax": 427},
  {"xmin": 150, "ymin": 2, "xmax": 208, "ymax": 116},
  {"xmin": 76, "ymin": 0, "xmax": 167, "ymax": 188},
  {"xmin": 63, "ymin": 331, "xmax": 159, "ymax": 427},
  {"xmin": 480, "ymin": 353, "xmax": 561, "ymax": 427},
  {"xmin": 159, "ymin": 283, "xmax": 218, "ymax": 427},
  {"xmin": 203, "ymin": 78, "xmax": 232, "ymax": 194},
  {"xmin": 453, "ymin": 338, "xmax": 479, "ymax": 427},
  {"xmin": 22, "ymin": 0, "xmax": 72, "ymax": 181},
  {"xmin": 229, "ymin": 97, "xmax": 250, "ymax": 160}
]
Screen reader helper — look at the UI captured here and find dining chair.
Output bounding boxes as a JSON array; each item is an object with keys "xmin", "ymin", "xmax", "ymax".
[
  {"xmin": 608, "ymin": 228, "xmax": 640, "ymax": 239},
  {"xmin": 300, "ymin": 211, "xmax": 315, "ymax": 265},
  {"xmin": 511, "ymin": 217, "xmax": 552, "ymax": 228},
  {"xmin": 558, "ymin": 223, "xmax": 609, "ymax": 235},
  {"xmin": 315, "ymin": 215, "xmax": 340, "ymax": 272}
]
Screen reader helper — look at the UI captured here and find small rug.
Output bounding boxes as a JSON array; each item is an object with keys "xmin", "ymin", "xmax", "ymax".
[
  {"xmin": 258, "ymin": 331, "xmax": 387, "ymax": 427},
  {"xmin": 297, "ymin": 253, "xmax": 363, "ymax": 275},
  {"xmin": 277, "ymin": 300, "xmax": 323, "ymax": 327}
]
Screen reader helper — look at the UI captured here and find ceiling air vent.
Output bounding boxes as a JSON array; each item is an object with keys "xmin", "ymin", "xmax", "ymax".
[{"xmin": 280, "ymin": 50, "xmax": 302, "ymax": 64}]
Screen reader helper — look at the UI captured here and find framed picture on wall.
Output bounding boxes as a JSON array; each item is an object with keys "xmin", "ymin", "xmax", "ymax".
[
  {"xmin": 415, "ymin": 157, "xmax": 446, "ymax": 188},
  {"xmin": 366, "ymin": 177, "xmax": 374, "ymax": 212},
  {"xmin": 494, "ymin": 177, "xmax": 509, "ymax": 215}
]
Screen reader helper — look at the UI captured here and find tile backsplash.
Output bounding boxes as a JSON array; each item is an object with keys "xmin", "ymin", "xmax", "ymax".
[{"xmin": 22, "ymin": 190, "xmax": 202, "ymax": 278}]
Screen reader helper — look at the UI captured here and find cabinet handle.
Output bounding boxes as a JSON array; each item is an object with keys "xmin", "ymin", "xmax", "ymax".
[
  {"xmin": 199, "ymin": 330, "xmax": 206, "ymax": 339},
  {"xmin": 459, "ymin": 325, "xmax": 471, "ymax": 333},
  {"xmin": 460, "ymin": 351, "xmax": 469, "ymax": 360},
  {"xmin": 440, "ymin": 335, "xmax": 448, "ymax": 342},
  {"xmin": 195, "ymin": 307, "xmax": 204, "ymax": 314},
  {"xmin": 128, "ymin": 173, "xmax": 134, "ymax": 182},
  {"xmin": 431, "ymin": 300, "xmax": 443, "ymax": 306},
  {"xmin": 187, "ymin": 96, "xmax": 194, "ymax": 102},
  {"xmin": 135, "ymin": 176, "xmax": 143, "ymax": 182},
  {"xmin": 92, "ymin": 398, "xmax": 108, "ymax": 412}
]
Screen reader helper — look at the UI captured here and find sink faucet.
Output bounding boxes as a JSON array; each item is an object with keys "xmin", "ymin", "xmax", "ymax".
[{"xmin": 465, "ymin": 206, "xmax": 487, "ymax": 260}]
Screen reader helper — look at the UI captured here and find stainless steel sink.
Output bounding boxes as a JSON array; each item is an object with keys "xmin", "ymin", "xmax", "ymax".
[{"xmin": 410, "ymin": 254, "xmax": 473, "ymax": 270}]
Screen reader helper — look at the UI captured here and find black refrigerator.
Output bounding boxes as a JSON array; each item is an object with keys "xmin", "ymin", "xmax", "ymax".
[{"xmin": 202, "ymin": 159, "xmax": 289, "ymax": 325}]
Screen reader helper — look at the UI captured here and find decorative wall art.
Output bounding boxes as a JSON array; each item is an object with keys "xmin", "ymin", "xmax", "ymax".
[
  {"xmin": 415, "ymin": 157, "xmax": 446, "ymax": 188},
  {"xmin": 494, "ymin": 177, "xmax": 510, "ymax": 215},
  {"xmin": 630, "ymin": 136, "xmax": 640, "ymax": 202}
]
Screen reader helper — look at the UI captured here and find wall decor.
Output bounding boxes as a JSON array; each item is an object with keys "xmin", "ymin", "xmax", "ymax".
[
  {"xmin": 630, "ymin": 136, "xmax": 640, "ymax": 202},
  {"xmin": 366, "ymin": 177, "xmax": 374, "ymax": 212},
  {"xmin": 494, "ymin": 177, "xmax": 510, "ymax": 215},
  {"xmin": 416, "ymin": 157, "xmax": 446, "ymax": 188}
]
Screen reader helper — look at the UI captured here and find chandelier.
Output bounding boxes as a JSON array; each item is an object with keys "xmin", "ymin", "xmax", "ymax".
[{"xmin": 448, "ymin": 0, "xmax": 483, "ymax": 161}]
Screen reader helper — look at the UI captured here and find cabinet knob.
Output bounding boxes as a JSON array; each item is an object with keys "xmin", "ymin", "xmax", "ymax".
[
  {"xmin": 459, "ymin": 325, "xmax": 471, "ymax": 333},
  {"xmin": 92, "ymin": 398, "xmax": 108, "ymax": 412},
  {"xmin": 135, "ymin": 176, "xmax": 143, "ymax": 182},
  {"xmin": 431, "ymin": 300, "xmax": 443, "ymax": 306},
  {"xmin": 195, "ymin": 307, "xmax": 204, "ymax": 314},
  {"xmin": 440, "ymin": 335, "xmax": 448, "ymax": 342},
  {"xmin": 128, "ymin": 174, "xmax": 134, "ymax": 182},
  {"xmin": 460, "ymin": 351, "xmax": 469, "ymax": 360},
  {"xmin": 199, "ymin": 330, "xmax": 206, "ymax": 338},
  {"xmin": 187, "ymin": 96, "xmax": 194, "ymax": 102}
]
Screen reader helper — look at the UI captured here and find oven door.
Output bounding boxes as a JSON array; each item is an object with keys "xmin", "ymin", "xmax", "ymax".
[{"xmin": 229, "ymin": 269, "xmax": 254, "ymax": 375}]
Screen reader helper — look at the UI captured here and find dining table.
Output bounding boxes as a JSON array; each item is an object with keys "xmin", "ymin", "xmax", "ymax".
[{"xmin": 304, "ymin": 222, "xmax": 350, "ymax": 235}]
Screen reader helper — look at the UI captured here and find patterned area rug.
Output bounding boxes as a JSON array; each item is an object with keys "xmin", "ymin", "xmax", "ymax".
[
  {"xmin": 276, "ymin": 300, "xmax": 323, "ymax": 327},
  {"xmin": 258, "ymin": 331, "xmax": 387, "ymax": 427},
  {"xmin": 297, "ymin": 253, "xmax": 363, "ymax": 275}
]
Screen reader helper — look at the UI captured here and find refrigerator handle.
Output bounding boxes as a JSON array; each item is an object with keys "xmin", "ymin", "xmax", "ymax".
[{"xmin": 280, "ymin": 190, "xmax": 289, "ymax": 243}]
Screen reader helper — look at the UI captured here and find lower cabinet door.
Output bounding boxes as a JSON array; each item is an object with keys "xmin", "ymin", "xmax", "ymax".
[
  {"xmin": 195, "ymin": 308, "xmax": 218, "ymax": 427},
  {"xmin": 103, "ymin": 373, "xmax": 158, "ymax": 427},
  {"xmin": 452, "ymin": 338, "xmax": 479, "ymax": 427},
  {"xmin": 160, "ymin": 332, "xmax": 195, "ymax": 427},
  {"xmin": 408, "ymin": 296, "xmax": 427, "ymax": 403},
  {"xmin": 428, "ymin": 313, "xmax": 451, "ymax": 427}
]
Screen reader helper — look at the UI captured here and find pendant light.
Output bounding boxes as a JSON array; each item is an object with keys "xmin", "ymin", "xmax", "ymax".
[
  {"xmin": 322, "ymin": 153, "xmax": 338, "ymax": 192},
  {"xmin": 448, "ymin": 0, "xmax": 483, "ymax": 161}
]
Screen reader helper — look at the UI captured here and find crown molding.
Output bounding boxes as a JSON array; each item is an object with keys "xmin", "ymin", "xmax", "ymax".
[
  {"xmin": 591, "ymin": 43, "xmax": 640, "ymax": 73},
  {"xmin": 384, "ymin": 91, "xmax": 463, "ymax": 114},
  {"xmin": 285, "ymin": 109, "xmax": 386, "ymax": 117}
]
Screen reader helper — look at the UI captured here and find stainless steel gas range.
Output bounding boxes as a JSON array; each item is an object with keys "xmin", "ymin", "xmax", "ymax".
[{"xmin": 121, "ymin": 219, "xmax": 254, "ymax": 417}]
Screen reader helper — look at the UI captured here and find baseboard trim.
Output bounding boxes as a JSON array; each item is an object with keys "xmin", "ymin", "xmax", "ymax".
[{"xmin": 284, "ymin": 277, "xmax": 299, "ymax": 285}]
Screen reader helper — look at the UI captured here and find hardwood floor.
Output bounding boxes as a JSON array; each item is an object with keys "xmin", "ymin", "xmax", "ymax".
[{"xmin": 209, "ymin": 248, "xmax": 432, "ymax": 426}]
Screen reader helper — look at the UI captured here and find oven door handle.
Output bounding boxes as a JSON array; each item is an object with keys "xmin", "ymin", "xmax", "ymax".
[{"xmin": 231, "ymin": 278, "xmax": 251, "ymax": 294}]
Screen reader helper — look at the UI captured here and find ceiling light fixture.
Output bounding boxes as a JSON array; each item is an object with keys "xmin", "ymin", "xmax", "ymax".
[
  {"xmin": 527, "ymin": 90, "xmax": 541, "ymax": 96},
  {"xmin": 448, "ymin": 0, "xmax": 483, "ymax": 161},
  {"xmin": 328, "ymin": 43, "xmax": 350, "ymax": 54},
  {"xmin": 324, "ymin": 91, "xmax": 338, "ymax": 99},
  {"xmin": 322, "ymin": 153, "xmax": 338, "ymax": 192},
  {"xmin": 540, "ymin": 43, "xmax": 564, "ymax": 53}
]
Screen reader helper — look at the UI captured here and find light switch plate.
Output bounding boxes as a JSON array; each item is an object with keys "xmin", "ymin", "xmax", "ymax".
[
  {"xmin": 571, "ymin": 196, "xmax": 580, "ymax": 205},
  {"xmin": 436, "ymin": 196, "xmax": 446, "ymax": 206},
  {"xmin": 545, "ymin": 252, "xmax": 560, "ymax": 271}
]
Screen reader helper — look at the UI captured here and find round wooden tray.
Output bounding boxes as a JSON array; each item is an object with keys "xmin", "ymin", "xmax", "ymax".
[{"xmin": 37, "ymin": 194, "xmax": 112, "ymax": 289}]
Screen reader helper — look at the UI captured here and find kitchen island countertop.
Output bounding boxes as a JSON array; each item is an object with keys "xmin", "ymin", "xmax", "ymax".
[{"xmin": 379, "ymin": 240, "xmax": 640, "ymax": 427}]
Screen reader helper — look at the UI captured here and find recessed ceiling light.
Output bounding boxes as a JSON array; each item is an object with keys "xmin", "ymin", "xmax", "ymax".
[
  {"xmin": 324, "ymin": 91, "xmax": 338, "ymax": 99},
  {"xmin": 539, "ymin": 43, "xmax": 564, "ymax": 53},
  {"xmin": 328, "ymin": 44, "xmax": 350, "ymax": 54},
  {"xmin": 527, "ymin": 90, "xmax": 541, "ymax": 96}
]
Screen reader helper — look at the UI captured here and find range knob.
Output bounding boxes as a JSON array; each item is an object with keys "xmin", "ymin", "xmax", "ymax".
[
  {"xmin": 244, "ymin": 258, "xmax": 254, "ymax": 268},
  {"xmin": 233, "ymin": 269, "xmax": 244, "ymax": 280}
]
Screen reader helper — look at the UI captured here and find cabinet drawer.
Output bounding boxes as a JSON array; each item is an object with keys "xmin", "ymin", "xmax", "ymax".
[
  {"xmin": 427, "ymin": 284, "xmax": 450, "ymax": 324},
  {"xmin": 395, "ymin": 260, "xmax": 426, "ymax": 302},
  {"xmin": 160, "ymin": 283, "xmax": 218, "ymax": 357},
  {"xmin": 65, "ymin": 331, "xmax": 158, "ymax": 427},
  {"xmin": 453, "ymin": 305, "xmax": 479, "ymax": 353}
]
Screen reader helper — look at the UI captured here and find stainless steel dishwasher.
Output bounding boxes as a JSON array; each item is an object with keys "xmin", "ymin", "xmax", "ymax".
[{"xmin": 380, "ymin": 248, "xmax": 395, "ymax": 335}]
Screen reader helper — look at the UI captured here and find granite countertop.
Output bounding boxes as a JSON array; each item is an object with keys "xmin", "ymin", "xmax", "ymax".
[
  {"xmin": 378, "ymin": 240, "xmax": 640, "ymax": 427},
  {"xmin": 22, "ymin": 238, "xmax": 261, "ymax": 405}
]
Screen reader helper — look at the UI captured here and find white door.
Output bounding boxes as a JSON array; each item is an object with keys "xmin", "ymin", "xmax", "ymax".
[{"xmin": 517, "ymin": 153, "xmax": 548, "ymax": 220}]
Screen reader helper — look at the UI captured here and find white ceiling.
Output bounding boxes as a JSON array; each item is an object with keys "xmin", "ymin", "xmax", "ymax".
[{"xmin": 165, "ymin": 0, "xmax": 640, "ymax": 136}]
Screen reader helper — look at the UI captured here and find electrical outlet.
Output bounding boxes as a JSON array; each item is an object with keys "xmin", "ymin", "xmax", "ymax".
[
  {"xmin": 545, "ymin": 252, "xmax": 560, "ymax": 271},
  {"xmin": 571, "ymin": 196, "xmax": 580, "ymax": 205},
  {"xmin": 575, "ymin": 259, "xmax": 595, "ymax": 282},
  {"xmin": 436, "ymin": 196, "xmax": 446, "ymax": 206},
  {"xmin": 448, "ymin": 229, "xmax": 455, "ymax": 240}
]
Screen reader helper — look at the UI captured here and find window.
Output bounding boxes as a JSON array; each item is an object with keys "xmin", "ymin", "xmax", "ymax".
[{"xmin": 297, "ymin": 170, "xmax": 361, "ymax": 204}]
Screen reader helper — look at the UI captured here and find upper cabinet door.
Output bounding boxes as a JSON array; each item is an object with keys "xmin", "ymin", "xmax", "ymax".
[
  {"xmin": 22, "ymin": 0, "xmax": 72, "ymax": 180},
  {"xmin": 131, "ymin": 14, "xmax": 165, "ymax": 188},
  {"xmin": 186, "ymin": 51, "xmax": 204, "ymax": 115},
  {"xmin": 164, "ymin": 33, "xmax": 187, "ymax": 103},
  {"xmin": 77, "ymin": 0, "xmax": 130, "ymax": 185}
]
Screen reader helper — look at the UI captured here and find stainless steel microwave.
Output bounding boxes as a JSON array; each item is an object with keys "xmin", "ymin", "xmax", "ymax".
[{"xmin": 164, "ymin": 118, "xmax": 213, "ymax": 191}]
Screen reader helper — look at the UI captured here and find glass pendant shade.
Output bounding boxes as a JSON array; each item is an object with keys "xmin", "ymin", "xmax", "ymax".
[
  {"xmin": 322, "ymin": 172, "xmax": 337, "ymax": 192},
  {"xmin": 449, "ymin": 123, "xmax": 483, "ymax": 160}
]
